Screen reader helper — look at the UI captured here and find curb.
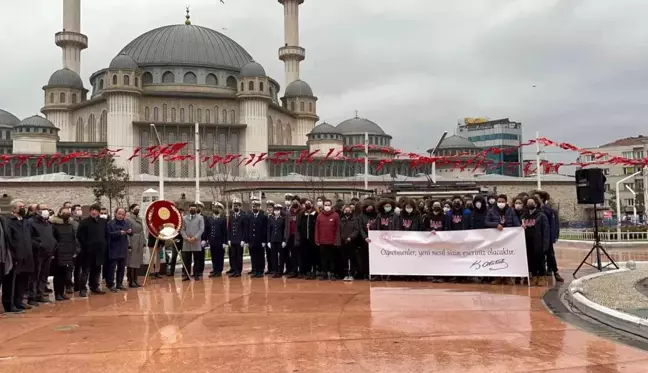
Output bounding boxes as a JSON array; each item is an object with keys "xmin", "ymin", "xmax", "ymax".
[{"xmin": 568, "ymin": 268, "xmax": 648, "ymax": 340}]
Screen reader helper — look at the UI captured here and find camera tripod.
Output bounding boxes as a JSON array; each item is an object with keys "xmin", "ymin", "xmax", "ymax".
[{"xmin": 573, "ymin": 204, "xmax": 619, "ymax": 278}]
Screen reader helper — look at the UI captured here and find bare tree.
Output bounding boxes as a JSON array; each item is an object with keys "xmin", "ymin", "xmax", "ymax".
[
  {"xmin": 301, "ymin": 169, "xmax": 326, "ymax": 201},
  {"xmin": 209, "ymin": 161, "xmax": 239, "ymax": 205}
]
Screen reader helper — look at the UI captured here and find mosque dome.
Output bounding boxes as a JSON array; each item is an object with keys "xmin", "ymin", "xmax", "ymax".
[
  {"xmin": 47, "ymin": 68, "xmax": 84, "ymax": 89},
  {"xmin": 309, "ymin": 122, "xmax": 339, "ymax": 135},
  {"xmin": 240, "ymin": 61, "xmax": 266, "ymax": 77},
  {"xmin": 0, "ymin": 109, "xmax": 20, "ymax": 128},
  {"xmin": 109, "ymin": 54, "xmax": 139, "ymax": 70},
  {"xmin": 437, "ymin": 135, "xmax": 476, "ymax": 150},
  {"xmin": 336, "ymin": 116, "xmax": 385, "ymax": 135},
  {"xmin": 285, "ymin": 79, "xmax": 313, "ymax": 97},
  {"xmin": 16, "ymin": 115, "xmax": 57, "ymax": 129},
  {"xmin": 118, "ymin": 24, "xmax": 253, "ymax": 70}
]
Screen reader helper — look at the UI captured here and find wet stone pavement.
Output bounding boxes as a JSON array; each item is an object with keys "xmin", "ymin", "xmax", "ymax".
[{"xmin": 1, "ymin": 245, "xmax": 648, "ymax": 372}]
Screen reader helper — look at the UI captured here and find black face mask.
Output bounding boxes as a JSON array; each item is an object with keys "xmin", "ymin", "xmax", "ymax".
[
  {"xmin": 344, "ymin": 212, "xmax": 352, "ymax": 217},
  {"xmin": 233, "ymin": 207, "xmax": 240, "ymax": 212},
  {"xmin": 18, "ymin": 208, "xmax": 26, "ymax": 217},
  {"xmin": 189, "ymin": 209, "xmax": 197, "ymax": 215},
  {"xmin": 432, "ymin": 206, "xmax": 441, "ymax": 212},
  {"xmin": 133, "ymin": 209, "xmax": 140, "ymax": 216},
  {"xmin": 453, "ymin": 202, "xmax": 462, "ymax": 209},
  {"xmin": 305, "ymin": 204, "xmax": 312, "ymax": 210},
  {"xmin": 252, "ymin": 208, "xmax": 259, "ymax": 213},
  {"xmin": 61, "ymin": 214, "xmax": 70, "ymax": 221},
  {"xmin": 365, "ymin": 209, "xmax": 375, "ymax": 215},
  {"xmin": 292, "ymin": 203, "xmax": 299, "ymax": 208}
]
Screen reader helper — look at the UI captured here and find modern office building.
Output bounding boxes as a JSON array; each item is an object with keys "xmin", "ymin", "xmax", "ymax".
[{"xmin": 457, "ymin": 118, "xmax": 523, "ymax": 176}]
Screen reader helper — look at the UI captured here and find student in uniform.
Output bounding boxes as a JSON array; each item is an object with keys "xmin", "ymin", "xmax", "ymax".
[
  {"xmin": 267, "ymin": 204, "xmax": 287, "ymax": 278},
  {"xmin": 485, "ymin": 194, "xmax": 521, "ymax": 285},
  {"xmin": 521, "ymin": 195, "xmax": 550, "ymax": 286}
]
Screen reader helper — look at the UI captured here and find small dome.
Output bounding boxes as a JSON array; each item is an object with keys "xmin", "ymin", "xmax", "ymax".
[
  {"xmin": 336, "ymin": 116, "xmax": 385, "ymax": 135},
  {"xmin": 0, "ymin": 109, "xmax": 20, "ymax": 128},
  {"xmin": 437, "ymin": 135, "xmax": 476, "ymax": 150},
  {"xmin": 16, "ymin": 115, "xmax": 56, "ymax": 129},
  {"xmin": 109, "ymin": 54, "xmax": 139, "ymax": 70},
  {"xmin": 48, "ymin": 68, "xmax": 84, "ymax": 89},
  {"xmin": 285, "ymin": 79, "xmax": 313, "ymax": 97},
  {"xmin": 240, "ymin": 61, "xmax": 266, "ymax": 77},
  {"xmin": 309, "ymin": 122, "xmax": 339, "ymax": 135}
]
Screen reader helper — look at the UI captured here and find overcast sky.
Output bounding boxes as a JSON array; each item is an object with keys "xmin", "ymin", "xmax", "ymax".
[{"xmin": 1, "ymin": 0, "xmax": 647, "ymax": 164}]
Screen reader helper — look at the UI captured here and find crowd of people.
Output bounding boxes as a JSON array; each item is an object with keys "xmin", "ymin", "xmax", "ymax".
[{"xmin": 0, "ymin": 189, "xmax": 562, "ymax": 314}]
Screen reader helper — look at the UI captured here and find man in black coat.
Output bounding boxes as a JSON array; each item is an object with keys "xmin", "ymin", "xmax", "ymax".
[
  {"xmin": 207, "ymin": 203, "xmax": 227, "ymax": 277},
  {"xmin": 28, "ymin": 204, "xmax": 58, "ymax": 305},
  {"xmin": 295, "ymin": 199, "xmax": 318, "ymax": 279},
  {"xmin": 3, "ymin": 200, "xmax": 33, "ymax": 312},
  {"xmin": 76, "ymin": 204, "xmax": 108, "ymax": 297},
  {"xmin": 227, "ymin": 199, "xmax": 248, "ymax": 278},
  {"xmin": 247, "ymin": 200, "xmax": 268, "ymax": 278},
  {"xmin": 50, "ymin": 207, "xmax": 79, "ymax": 301}
]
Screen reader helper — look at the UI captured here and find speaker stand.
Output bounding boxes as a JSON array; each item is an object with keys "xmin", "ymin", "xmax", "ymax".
[{"xmin": 573, "ymin": 204, "xmax": 619, "ymax": 278}]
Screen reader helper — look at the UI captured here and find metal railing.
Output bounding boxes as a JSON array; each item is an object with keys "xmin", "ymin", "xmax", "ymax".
[{"xmin": 560, "ymin": 229, "xmax": 648, "ymax": 241}]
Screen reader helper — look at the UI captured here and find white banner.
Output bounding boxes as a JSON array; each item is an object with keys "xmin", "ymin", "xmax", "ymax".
[{"xmin": 369, "ymin": 228, "xmax": 528, "ymax": 277}]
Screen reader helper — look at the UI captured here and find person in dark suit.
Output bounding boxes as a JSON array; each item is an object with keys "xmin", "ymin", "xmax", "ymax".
[
  {"xmin": 207, "ymin": 203, "xmax": 227, "ymax": 277},
  {"xmin": 76, "ymin": 204, "xmax": 108, "ymax": 297},
  {"xmin": 227, "ymin": 199, "xmax": 248, "ymax": 278},
  {"xmin": 2, "ymin": 200, "xmax": 33, "ymax": 313},
  {"xmin": 264, "ymin": 200, "xmax": 276, "ymax": 274},
  {"xmin": 267, "ymin": 204, "xmax": 287, "ymax": 278},
  {"xmin": 247, "ymin": 200, "xmax": 268, "ymax": 278}
]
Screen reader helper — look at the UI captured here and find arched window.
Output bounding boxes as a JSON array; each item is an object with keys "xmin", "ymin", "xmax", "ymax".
[
  {"xmin": 163, "ymin": 104, "xmax": 168, "ymax": 122},
  {"xmin": 214, "ymin": 106, "xmax": 219, "ymax": 123},
  {"xmin": 197, "ymin": 109, "xmax": 202, "ymax": 123},
  {"xmin": 230, "ymin": 110, "xmax": 236, "ymax": 123},
  {"xmin": 144, "ymin": 107, "xmax": 150, "ymax": 121},
  {"xmin": 180, "ymin": 108, "xmax": 185, "ymax": 122},
  {"xmin": 60, "ymin": 93, "xmax": 66, "ymax": 103},
  {"xmin": 188, "ymin": 105, "xmax": 194, "ymax": 122},
  {"xmin": 206, "ymin": 109, "xmax": 211, "ymax": 123},
  {"xmin": 240, "ymin": 82, "xmax": 245, "ymax": 91},
  {"xmin": 206, "ymin": 73, "xmax": 218, "ymax": 86},
  {"xmin": 276, "ymin": 119, "xmax": 283, "ymax": 145},
  {"xmin": 162, "ymin": 71, "xmax": 175, "ymax": 83},
  {"xmin": 248, "ymin": 81, "xmax": 254, "ymax": 91},
  {"xmin": 71, "ymin": 94, "xmax": 77, "ymax": 104},
  {"xmin": 142, "ymin": 72, "xmax": 153, "ymax": 85},
  {"xmin": 226, "ymin": 76, "xmax": 237, "ymax": 89},
  {"xmin": 267, "ymin": 116, "xmax": 274, "ymax": 145},
  {"xmin": 76, "ymin": 117, "xmax": 84, "ymax": 142},
  {"xmin": 153, "ymin": 107, "xmax": 159, "ymax": 121},
  {"xmin": 290, "ymin": 102, "xmax": 295, "ymax": 111},
  {"xmin": 171, "ymin": 108, "xmax": 176, "ymax": 122},
  {"xmin": 167, "ymin": 132, "xmax": 176, "ymax": 177},
  {"xmin": 135, "ymin": 77, "xmax": 139, "ymax": 87},
  {"xmin": 300, "ymin": 102, "xmax": 305, "ymax": 111},
  {"xmin": 309, "ymin": 102, "xmax": 313, "ymax": 112},
  {"xmin": 87, "ymin": 114, "xmax": 96, "ymax": 142},
  {"xmin": 123, "ymin": 75, "xmax": 130, "ymax": 86},
  {"xmin": 222, "ymin": 109, "xmax": 227, "ymax": 123},
  {"xmin": 183, "ymin": 72, "xmax": 197, "ymax": 84},
  {"xmin": 112, "ymin": 75, "xmax": 118, "ymax": 85},
  {"xmin": 99, "ymin": 79, "xmax": 104, "ymax": 90},
  {"xmin": 50, "ymin": 93, "xmax": 54, "ymax": 103},
  {"xmin": 284, "ymin": 122, "xmax": 292, "ymax": 145},
  {"xmin": 99, "ymin": 110, "xmax": 107, "ymax": 142},
  {"xmin": 260, "ymin": 82, "xmax": 264, "ymax": 92}
]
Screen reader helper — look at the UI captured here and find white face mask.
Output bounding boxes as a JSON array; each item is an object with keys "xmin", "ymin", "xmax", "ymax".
[
  {"xmin": 100, "ymin": 214, "xmax": 108, "ymax": 219},
  {"xmin": 394, "ymin": 207, "xmax": 401, "ymax": 215},
  {"xmin": 273, "ymin": 210, "xmax": 281, "ymax": 216},
  {"xmin": 323, "ymin": 205, "xmax": 331, "ymax": 212},
  {"xmin": 489, "ymin": 199, "xmax": 496, "ymax": 205},
  {"xmin": 405, "ymin": 207, "xmax": 413, "ymax": 213},
  {"xmin": 384, "ymin": 206, "xmax": 392, "ymax": 213},
  {"xmin": 40, "ymin": 210, "xmax": 50, "ymax": 219},
  {"xmin": 497, "ymin": 203, "xmax": 506, "ymax": 209},
  {"xmin": 285, "ymin": 200, "xmax": 291, "ymax": 206},
  {"xmin": 474, "ymin": 202, "xmax": 482, "ymax": 209},
  {"xmin": 514, "ymin": 203, "xmax": 523, "ymax": 211},
  {"xmin": 75, "ymin": 210, "xmax": 82, "ymax": 217},
  {"xmin": 443, "ymin": 207, "xmax": 450, "ymax": 213},
  {"xmin": 317, "ymin": 201, "xmax": 323, "ymax": 207}
]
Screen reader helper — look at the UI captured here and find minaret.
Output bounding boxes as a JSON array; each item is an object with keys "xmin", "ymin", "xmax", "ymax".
[
  {"xmin": 55, "ymin": 0, "xmax": 88, "ymax": 74},
  {"xmin": 278, "ymin": 0, "xmax": 305, "ymax": 87}
]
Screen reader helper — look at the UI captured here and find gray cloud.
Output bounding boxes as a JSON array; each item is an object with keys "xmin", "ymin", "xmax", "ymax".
[{"xmin": 1, "ymin": 0, "xmax": 646, "ymax": 165}]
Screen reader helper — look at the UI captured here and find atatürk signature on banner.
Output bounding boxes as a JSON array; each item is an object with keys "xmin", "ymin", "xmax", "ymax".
[{"xmin": 470, "ymin": 258, "xmax": 509, "ymax": 271}]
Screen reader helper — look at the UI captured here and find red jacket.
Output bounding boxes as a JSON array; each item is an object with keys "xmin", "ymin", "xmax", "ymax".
[{"xmin": 315, "ymin": 210, "xmax": 341, "ymax": 246}]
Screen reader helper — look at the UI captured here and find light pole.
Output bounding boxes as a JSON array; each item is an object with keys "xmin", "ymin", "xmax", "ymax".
[
  {"xmin": 616, "ymin": 170, "xmax": 642, "ymax": 238},
  {"xmin": 150, "ymin": 123, "xmax": 164, "ymax": 200},
  {"xmin": 427, "ymin": 131, "xmax": 447, "ymax": 184},
  {"xmin": 625, "ymin": 184, "xmax": 638, "ymax": 224},
  {"xmin": 195, "ymin": 122, "xmax": 200, "ymax": 204}
]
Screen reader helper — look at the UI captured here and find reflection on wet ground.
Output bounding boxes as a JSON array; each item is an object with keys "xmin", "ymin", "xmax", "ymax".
[{"xmin": 1, "ymin": 245, "xmax": 648, "ymax": 372}]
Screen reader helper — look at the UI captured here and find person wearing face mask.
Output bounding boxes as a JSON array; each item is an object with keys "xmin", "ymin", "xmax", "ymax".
[
  {"xmin": 70, "ymin": 204, "xmax": 83, "ymax": 294},
  {"xmin": 296, "ymin": 198, "xmax": 318, "ymax": 279},
  {"xmin": 267, "ymin": 204, "xmax": 287, "ymax": 278},
  {"xmin": 521, "ymin": 195, "xmax": 550, "ymax": 286},
  {"xmin": 469, "ymin": 196, "xmax": 488, "ymax": 230},
  {"xmin": 247, "ymin": 200, "xmax": 268, "ymax": 278},
  {"xmin": 400, "ymin": 199, "xmax": 421, "ymax": 231},
  {"xmin": 486, "ymin": 195, "xmax": 497, "ymax": 210},
  {"xmin": 227, "ymin": 200, "xmax": 248, "ymax": 278},
  {"xmin": 512, "ymin": 197, "xmax": 525, "ymax": 221},
  {"xmin": 264, "ymin": 200, "xmax": 276, "ymax": 273},
  {"xmin": 106, "ymin": 208, "xmax": 133, "ymax": 292},
  {"xmin": 76, "ymin": 204, "xmax": 109, "ymax": 297},
  {"xmin": 207, "ymin": 203, "xmax": 228, "ymax": 278},
  {"xmin": 126, "ymin": 204, "xmax": 145, "ymax": 288},
  {"xmin": 283, "ymin": 196, "xmax": 302, "ymax": 277},
  {"xmin": 181, "ymin": 203, "xmax": 205, "ymax": 281},
  {"xmin": 485, "ymin": 194, "xmax": 521, "ymax": 285},
  {"xmin": 315, "ymin": 200, "xmax": 342, "ymax": 280},
  {"xmin": 422, "ymin": 201, "xmax": 446, "ymax": 232},
  {"xmin": 27, "ymin": 204, "xmax": 58, "ymax": 305},
  {"xmin": 371, "ymin": 199, "xmax": 401, "ymax": 231},
  {"xmin": 442, "ymin": 201, "xmax": 451, "ymax": 215},
  {"xmin": 356, "ymin": 201, "xmax": 377, "ymax": 280},
  {"xmin": 99, "ymin": 207, "xmax": 109, "ymax": 220},
  {"xmin": 2, "ymin": 200, "xmax": 34, "ymax": 312},
  {"xmin": 50, "ymin": 207, "xmax": 78, "ymax": 301},
  {"xmin": 315, "ymin": 196, "xmax": 326, "ymax": 213},
  {"xmin": 445, "ymin": 196, "xmax": 469, "ymax": 231},
  {"xmin": 339, "ymin": 205, "xmax": 359, "ymax": 281},
  {"xmin": 533, "ymin": 191, "xmax": 563, "ymax": 283}
]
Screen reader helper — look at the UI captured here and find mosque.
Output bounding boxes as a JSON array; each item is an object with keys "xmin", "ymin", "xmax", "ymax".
[{"xmin": 0, "ymin": 0, "xmax": 485, "ymax": 181}]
